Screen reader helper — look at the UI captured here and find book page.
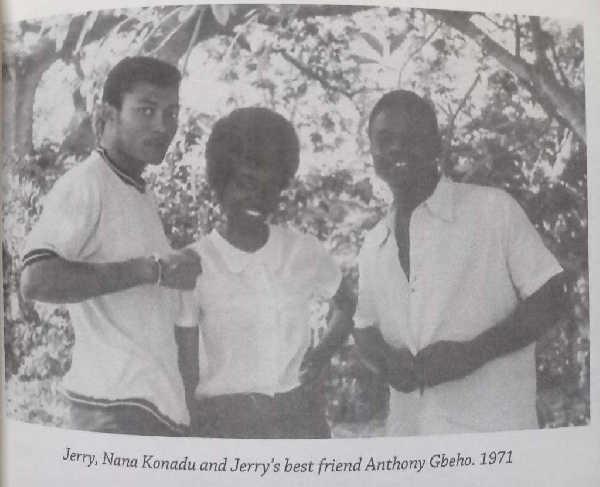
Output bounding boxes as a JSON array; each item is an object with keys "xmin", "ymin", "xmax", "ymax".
[{"xmin": 2, "ymin": 0, "xmax": 599, "ymax": 486}]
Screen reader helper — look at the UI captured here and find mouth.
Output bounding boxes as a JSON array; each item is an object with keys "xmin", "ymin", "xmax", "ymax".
[
  {"xmin": 145, "ymin": 140, "xmax": 170, "ymax": 151},
  {"xmin": 383, "ymin": 159, "xmax": 409, "ymax": 177},
  {"xmin": 240, "ymin": 207, "xmax": 269, "ymax": 220}
]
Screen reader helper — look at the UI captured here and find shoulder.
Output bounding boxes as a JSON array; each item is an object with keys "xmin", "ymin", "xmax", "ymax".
[
  {"xmin": 270, "ymin": 226, "xmax": 335, "ymax": 272},
  {"xmin": 450, "ymin": 182, "xmax": 516, "ymax": 218},
  {"xmin": 185, "ymin": 234, "xmax": 215, "ymax": 260},
  {"xmin": 49, "ymin": 153, "xmax": 105, "ymax": 195},
  {"xmin": 359, "ymin": 215, "xmax": 391, "ymax": 257},
  {"xmin": 41, "ymin": 154, "xmax": 108, "ymax": 210},
  {"xmin": 271, "ymin": 224, "xmax": 317, "ymax": 251},
  {"xmin": 450, "ymin": 181, "xmax": 510, "ymax": 205}
]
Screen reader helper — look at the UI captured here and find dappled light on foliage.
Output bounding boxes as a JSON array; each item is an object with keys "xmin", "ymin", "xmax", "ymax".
[{"xmin": 2, "ymin": 5, "xmax": 588, "ymax": 433}]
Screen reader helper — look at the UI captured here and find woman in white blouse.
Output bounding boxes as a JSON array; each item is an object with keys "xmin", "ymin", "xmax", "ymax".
[{"xmin": 177, "ymin": 107, "xmax": 355, "ymax": 438}]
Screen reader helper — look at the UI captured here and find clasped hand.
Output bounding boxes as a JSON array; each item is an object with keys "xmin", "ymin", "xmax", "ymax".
[
  {"xmin": 159, "ymin": 248, "xmax": 202, "ymax": 290},
  {"xmin": 385, "ymin": 340, "xmax": 479, "ymax": 392}
]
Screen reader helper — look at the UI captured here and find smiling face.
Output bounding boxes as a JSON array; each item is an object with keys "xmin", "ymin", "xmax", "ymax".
[
  {"xmin": 107, "ymin": 81, "xmax": 179, "ymax": 173},
  {"xmin": 370, "ymin": 107, "xmax": 440, "ymax": 207},
  {"xmin": 218, "ymin": 149, "xmax": 286, "ymax": 227}
]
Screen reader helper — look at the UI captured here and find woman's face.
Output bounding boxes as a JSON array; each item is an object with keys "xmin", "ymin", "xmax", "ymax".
[{"xmin": 219, "ymin": 155, "xmax": 286, "ymax": 226}]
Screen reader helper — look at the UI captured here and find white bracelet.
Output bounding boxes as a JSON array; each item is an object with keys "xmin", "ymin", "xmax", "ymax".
[{"xmin": 151, "ymin": 253, "xmax": 164, "ymax": 286}]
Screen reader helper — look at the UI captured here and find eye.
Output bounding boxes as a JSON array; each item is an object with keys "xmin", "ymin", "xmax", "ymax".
[
  {"xmin": 165, "ymin": 109, "xmax": 179, "ymax": 121},
  {"xmin": 138, "ymin": 107, "xmax": 155, "ymax": 117}
]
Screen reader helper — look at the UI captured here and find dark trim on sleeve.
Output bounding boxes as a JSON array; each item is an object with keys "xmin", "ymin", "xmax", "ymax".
[{"xmin": 22, "ymin": 249, "xmax": 59, "ymax": 268}]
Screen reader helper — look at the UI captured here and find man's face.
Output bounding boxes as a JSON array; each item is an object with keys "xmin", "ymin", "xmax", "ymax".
[
  {"xmin": 111, "ymin": 81, "xmax": 179, "ymax": 167},
  {"xmin": 219, "ymin": 144, "xmax": 286, "ymax": 226},
  {"xmin": 369, "ymin": 107, "xmax": 439, "ymax": 197}
]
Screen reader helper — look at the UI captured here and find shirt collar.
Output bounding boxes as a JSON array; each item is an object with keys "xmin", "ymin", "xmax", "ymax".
[
  {"xmin": 210, "ymin": 226, "xmax": 281, "ymax": 274},
  {"xmin": 96, "ymin": 147, "xmax": 146, "ymax": 193},
  {"xmin": 423, "ymin": 178, "xmax": 455, "ymax": 223},
  {"xmin": 381, "ymin": 178, "xmax": 455, "ymax": 242}
]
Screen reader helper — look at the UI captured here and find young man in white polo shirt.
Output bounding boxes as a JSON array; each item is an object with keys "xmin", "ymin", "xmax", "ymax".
[
  {"xmin": 353, "ymin": 90, "xmax": 565, "ymax": 435},
  {"xmin": 20, "ymin": 57, "xmax": 202, "ymax": 436}
]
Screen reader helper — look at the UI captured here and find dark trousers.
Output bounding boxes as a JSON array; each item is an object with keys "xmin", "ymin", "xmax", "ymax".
[
  {"xmin": 70, "ymin": 401, "xmax": 182, "ymax": 436},
  {"xmin": 191, "ymin": 383, "xmax": 331, "ymax": 439}
]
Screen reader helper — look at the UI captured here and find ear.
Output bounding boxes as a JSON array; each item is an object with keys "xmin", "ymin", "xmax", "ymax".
[
  {"xmin": 94, "ymin": 103, "xmax": 116, "ymax": 141},
  {"xmin": 97, "ymin": 103, "xmax": 117, "ymax": 124}
]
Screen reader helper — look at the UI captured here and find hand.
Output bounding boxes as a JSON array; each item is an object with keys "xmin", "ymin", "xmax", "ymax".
[
  {"xmin": 416, "ymin": 340, "xmax": 480, "ymax": 388},
  {"xmin": 384, "ymin": 347, "xmax": 419, "ymax": 393},
  {"xmin": 299, "ymin": 346, "xmax": 331, "ymax": 385},
  {"xmin": 159, "ymin": 248, "xmax": 202, "ymax": 290}
]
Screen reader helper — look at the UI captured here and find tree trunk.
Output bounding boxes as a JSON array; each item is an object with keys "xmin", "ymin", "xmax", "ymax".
[
  {"xmin": 427, "ymin": 10, "xmax": 586, "ymax": 144},
  {"xmin": 3, "ymin": 40, "xmax": 59, "ymax": 162}
]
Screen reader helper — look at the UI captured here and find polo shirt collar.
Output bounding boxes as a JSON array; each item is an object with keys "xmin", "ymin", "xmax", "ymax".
[
  {"xmin": 381, "ymin": 178, "xmax": 456, "ymax": 242},
  {"xmin": 96, "ymin": 147, "xmax": 146, "ymax": 193},
  {"xmin": 211, "ymin": 226, "xmax": 280, "ymax": 274}
]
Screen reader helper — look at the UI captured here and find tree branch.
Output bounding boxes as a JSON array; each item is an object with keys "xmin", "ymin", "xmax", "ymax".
[
  {"xmin": 397, "ymin": 23, "xmax": 441, "ymax": 85},
  {"xmin": 137, "ymin": 6, "xmax": 190, "ymax": 55},
  {"xmin": 549, "ymin": 38, "xmax": 571, "ymax": 89},
  {"xmin": 443, "ymin": 73, "xmax": 481, "ymax": 172},
  {"xmin": 180, "ymin": 6, "xmax": 206, "ymax": 74},
  {"xmin": 474, "ymin": 13, "xmax": 512, "ymax": 32},
  {"xmin": 514, "ymin": 15, "xmax": 521, "ymax": 58},
  {"xmin": 426, "ymin": 9, "xmax": 586, "ymax": 144},
  {"xmin": 273, "ymin": 48, "xmax": 360, "ymax": 100},
  {"xmin": 530, "ymin": 16, "xmax": 553, "ymax": 74}
]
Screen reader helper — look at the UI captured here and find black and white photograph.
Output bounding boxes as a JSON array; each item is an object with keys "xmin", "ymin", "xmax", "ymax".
[{"xmin": 1, "ymin": 0, "xmax": 598, "ymax": 485}]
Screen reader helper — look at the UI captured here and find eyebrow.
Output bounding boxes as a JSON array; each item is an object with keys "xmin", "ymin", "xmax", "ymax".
[{"xmin": 136, "ymin": 97, "xmax": 159, "ymax": 106}]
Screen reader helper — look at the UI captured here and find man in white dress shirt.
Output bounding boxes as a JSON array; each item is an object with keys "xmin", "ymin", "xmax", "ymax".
[{"xmin": 353, "ymin": 90, "xmax": 565, "ymax": 435}]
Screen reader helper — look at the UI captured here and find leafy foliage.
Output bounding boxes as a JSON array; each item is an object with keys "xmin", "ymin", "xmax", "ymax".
[{"xmin": 2, "ymin": 6, "xmax": 589, "ymax": 433}]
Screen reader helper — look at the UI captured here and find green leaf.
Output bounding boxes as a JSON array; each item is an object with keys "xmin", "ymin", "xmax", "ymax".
[{"xmin": 361, "ymin": 32, "xmax": 384, "ymax": 57}]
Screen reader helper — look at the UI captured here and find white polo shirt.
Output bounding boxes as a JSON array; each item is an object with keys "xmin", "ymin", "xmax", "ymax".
[
  {"xmin": 22, "ymin": 150, "xmax": 189, "ymax": 432},
  {"xmin": 354, "ymin": 179, "xmax": 562, "ymax": 435},
  {"xmin": 180, "ymin": 226, "xmax": 342, "ymax": 398}
]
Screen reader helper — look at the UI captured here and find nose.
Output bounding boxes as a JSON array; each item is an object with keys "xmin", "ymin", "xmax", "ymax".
[
  {"xmin": 384, "ymin": 139, "xmax": 403, "ymax": 157},
  {"xmin": 152, "ymin": 112, "xmax": 175, "ymax": 135}
]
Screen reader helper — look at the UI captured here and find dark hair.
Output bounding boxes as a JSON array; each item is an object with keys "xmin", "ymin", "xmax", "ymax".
[
  {"xmin": 206, "ymin": 107, "xmax": 300, "ymax": 197},
  {"xmin": 102, "ymin": 57, "xmax": 181, "ymax": 110},
  {"xmin": 368, "ymin": 90, "xmax": 442, "ymax": 157}
]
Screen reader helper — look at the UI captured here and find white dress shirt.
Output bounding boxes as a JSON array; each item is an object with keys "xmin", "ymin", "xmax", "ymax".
[
  {"xmin": 180, "ymin": 225, "xmax": 342, "ymax": 398},
  {"xmin": 354, "ymin": 179, "xmax": 562, "ymax": 435}
]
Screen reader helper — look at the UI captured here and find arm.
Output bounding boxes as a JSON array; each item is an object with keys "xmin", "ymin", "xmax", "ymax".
[
  {"xmin": 300, "ymin": 277, "xmax": 355, "ymax": 383},
  {"xmin": 174, "ymin": 325, "xmax": 200, "ymax": 416},
  {"xmin": 20, "ymin": 248, "xmax": 202, "ymax": 304},
  {"xmin": 417, "ymin": 272, "xmax": 566, "ymax": 387},
  {"xmin": 353, "ymin": 326, "xmax": 419, "ymax": 393}
]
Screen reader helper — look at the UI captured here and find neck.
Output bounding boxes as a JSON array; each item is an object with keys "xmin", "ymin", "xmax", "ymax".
[
  {"xmin": 219, "ymin": 218, "xmax": 269, "ymax": 253},
  {"xmin": 393, "ymin": 175, "xmax": 440, "ymax": 218},
  {"xmin": 99, "ymin": 140, "xmax": 145, "ymax": 180}
]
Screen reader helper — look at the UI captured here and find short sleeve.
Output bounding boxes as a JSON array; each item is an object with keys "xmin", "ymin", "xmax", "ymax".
[
  {"xmin": 177, "ymin": 290, "xmax": 202, "ymax": 328},
  {"xmin": 503, "ymin": 194, "xmax": 563, "ymax": 299},
  {"xmin": 22, "ymin": 170, "xmax": 101, "ymax": 266},
  {"xmin": 176, "ymin": 242, "xmax": 203, "ymax": 328},
  {"xmin": 353, "ymin": 239, "xmax": 380, "ymax": 329},
  {"xmin": 310, "ymin": 237, "xmax": 342, "ymax": 300}
]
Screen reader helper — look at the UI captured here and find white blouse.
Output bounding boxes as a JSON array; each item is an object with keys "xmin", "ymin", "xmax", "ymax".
[{"xmin": 180, "ymin": 225, "xmax": 342, "ymax": 398}]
